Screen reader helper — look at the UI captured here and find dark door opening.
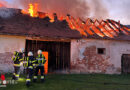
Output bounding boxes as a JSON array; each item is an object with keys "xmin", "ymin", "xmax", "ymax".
[
  {"xmin": 25, "ymin": 40, "xmax": 70, "ymax": 72},
  {"xmin": 121, "ymin": 54, "xmax": 130, "ymax": 74}
]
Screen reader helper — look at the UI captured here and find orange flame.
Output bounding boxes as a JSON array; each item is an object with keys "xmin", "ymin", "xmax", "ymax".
[
  {"xmin": 21, "ymin": 3, "xmax": 130, "ymax": 38},
  {"xmin": 21, "ymin": 3, "xmax": 38, "ymax": 17},
  {"xmin": 28, "ymin": 4, "xmax": 34, "ymax": 17},
  {"xmin": 28, "ymin": 3, "xmax": 38, "ymax": 17}
]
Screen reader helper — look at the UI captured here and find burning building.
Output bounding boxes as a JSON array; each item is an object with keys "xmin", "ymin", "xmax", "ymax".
[{"xmin": 0, "ymin": 5, "xmax": 130, "ymax": 74}]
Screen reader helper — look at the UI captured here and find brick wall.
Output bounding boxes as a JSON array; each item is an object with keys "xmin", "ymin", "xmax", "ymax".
[{"xmin": 71, "ymin": 39, "xmax": 130, "ymax": 74}]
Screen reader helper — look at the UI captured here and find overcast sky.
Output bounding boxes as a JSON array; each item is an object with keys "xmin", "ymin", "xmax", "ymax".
[
  {"xmin": 103, "ymin": 0, "xmax": 130, "ymax": 25},
  {"xmin": 3, "ymin": 0, "xmax": 130, "ymax": 25}
]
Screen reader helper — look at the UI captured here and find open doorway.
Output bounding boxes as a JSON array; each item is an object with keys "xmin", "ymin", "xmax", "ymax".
[{"xmin": 25, "ymin": 40, "xmax": 71, "ymax": 73}]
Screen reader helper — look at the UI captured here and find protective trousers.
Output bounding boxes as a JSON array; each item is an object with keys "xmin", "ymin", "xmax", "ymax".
[
  {"xmin": 26, "ymin": 68, "xmax": 33, "ymax": 86},
  {"xmin": 12, "ymin": 66, "xmax": 20, "ymax": 80},
  {"xmin": 33, "ymin": 66, "xmax": 45, "ymax": 82}
]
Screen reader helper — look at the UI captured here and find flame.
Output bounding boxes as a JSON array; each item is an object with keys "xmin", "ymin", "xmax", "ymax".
[
  {"xmin": 21, "ymin": 9, "xmax": 28, "ymax": 14},
  {"xmin": 21, "ymin": 3, "xmax": 130, "ymax": 38},
  {"xmin": 58, "ymin": 16, "xmax": 65, "ymax": 21},
  {"xmin": 28, "ymin": 4, "xmax": 34, "ymax": 17},
  {"xmin": 48, "ymin": 14, "xmax": 54, "ymax": 23},
  {"xmin": 38, "ymin": 12, "xmax": 47, "ymax": 18},
  {"xmin": 21, "ymin": 3, "xmax": 38, "ymax": 17},
  {"xmin": 28, "ymin": 3, "xmax": 38, "ymax": 17}
]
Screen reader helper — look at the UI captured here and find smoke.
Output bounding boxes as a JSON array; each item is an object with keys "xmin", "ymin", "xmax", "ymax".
[
  {"xmin": 0, "ymin": 0, "xmax": 17, "ymax": 18},
  {"xmin": 88, "ymin": 0, "xmax": 109, "ymax": 19},
  {"xmin": 0, "ymin": 8, "xmax": 18, "ymax": 18},
  {"xmin": 3, "ymin": 0, "xmax": 109, "ymax": 20},
  {"xmin": 104, "ymin": 0, "xmax": 130, "ymax": 25},
  {"xmin": 0, "ymin": 0, "xmax": 129, "ymax": 24}
]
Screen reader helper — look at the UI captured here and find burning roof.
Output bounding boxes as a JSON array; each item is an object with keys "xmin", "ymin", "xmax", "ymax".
[{"xmin": 0, "ymin": 7, "xmax": 129, "ymax": 40}]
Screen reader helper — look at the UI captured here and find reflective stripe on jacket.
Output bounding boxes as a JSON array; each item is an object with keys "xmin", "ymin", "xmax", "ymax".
[{"xmin": 35, "ymin": 54, "xmax": 46, "ymax": 66}]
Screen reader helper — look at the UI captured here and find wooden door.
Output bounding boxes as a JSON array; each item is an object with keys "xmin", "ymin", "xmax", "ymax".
[
  {"xmin": 122, "ymin": 54, "xmax": 130, "ymax": 74},
  {"xmin": 26, "ymin": 40, "xmax": 70, "ymax": 72}
]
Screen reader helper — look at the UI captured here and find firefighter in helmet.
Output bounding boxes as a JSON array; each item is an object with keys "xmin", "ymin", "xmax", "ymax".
[
  {"xmin": 33, "ymin": 50, "xmax": 46, "ymax": 82},
  {"xmin": 26, "ymin": 51, "xmax": 35, "ymax": 86},
  {"xmin": 12, "ymin": 48, "xmax": 24, "ymax": 80}
]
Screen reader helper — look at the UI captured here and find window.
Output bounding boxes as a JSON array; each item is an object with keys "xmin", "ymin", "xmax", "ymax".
[{"xmin": 97, "ymin": 48, "xmax": 106, "ymax": 54}]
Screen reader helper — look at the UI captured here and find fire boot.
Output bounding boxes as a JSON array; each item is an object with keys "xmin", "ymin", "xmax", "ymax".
[
  {"xmin": 41, "ymin": 76, "xmax": 45, "ymax": 83},
  {"xmin": 26, "ymin": 79, "xmax": 31, "ymax": 87},
  {"xmin": 41, "ymin": 79, "xmax": 44, "ymax": 83},
  {"xmin": 33, "ymin": 76, "xmax": 37, "ymax": 82},
  {"xmin": 15, "ymin": 74, "xmax": 19, "ymax": 80},
  {"xmin": 26, "ymin": 82, "xmax": 30, "ymax": 87},
  {"xmin": 33, "ymin": 79, "xmax": 37, "ymax": 82},
  {"xmin": 12, "ymin": 73, "xmax": 16, "ymax": 80}
]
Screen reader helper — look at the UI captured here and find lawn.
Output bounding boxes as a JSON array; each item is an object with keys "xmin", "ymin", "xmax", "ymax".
[{"xmin": 1, "ymin": 74, "xmax": 130, "ymax": 90}]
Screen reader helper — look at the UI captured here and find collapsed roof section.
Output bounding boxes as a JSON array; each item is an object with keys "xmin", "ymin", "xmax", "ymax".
[{"xmin": 0, "ymin": 8, "xmax": 129, "ymax": 41}]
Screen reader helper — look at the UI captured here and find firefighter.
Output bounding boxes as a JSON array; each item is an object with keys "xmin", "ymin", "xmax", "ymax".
[
  {"xmin": 26, "ymin": 51, "xmax": 35, "ymax": 87},
  {"xmin": 33, "ymin": 50, "xmax": 46, "ymax": 82},
  {"xmin": 12, "ymin": 48, "xmax": 24, "ymax": 80}
]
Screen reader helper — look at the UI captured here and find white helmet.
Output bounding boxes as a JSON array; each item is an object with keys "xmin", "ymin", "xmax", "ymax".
[
  {"xmin": 19, "ymin": 48, "xmax": 24, "ymax": 53},
  {"xmin": 38, "ymin": 50, "xmax": 42, "ymax": 54},
  {"xmin": 28, "ymin": 51, "xmax": 33, "ymax": 56}
]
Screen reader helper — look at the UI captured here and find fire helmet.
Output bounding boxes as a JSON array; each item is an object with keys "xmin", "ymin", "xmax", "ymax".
[
  {"xmin": 19, "ymin": 48, "xmax": 24, "ymax": 53},
  {"xmin": 28, "ymin": 51, "xmax": 33, "ymax": 56},
  {"xmin": 38, "ymin": 50, "xmax": 42, "ymax": 54}
]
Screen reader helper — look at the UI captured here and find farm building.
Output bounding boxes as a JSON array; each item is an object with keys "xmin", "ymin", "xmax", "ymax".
[{"xmin": 0, "ymin": 8, "xmax": 130, "ymax": 74}]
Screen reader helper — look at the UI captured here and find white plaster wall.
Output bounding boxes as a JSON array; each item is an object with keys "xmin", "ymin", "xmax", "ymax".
[
  {"xmin": 0, "ymin": 35, "xmax": 26, "ymax": 73},
  {"xmin": 71, "ymin": 39, "xmax": 130, "ymax": 74}
]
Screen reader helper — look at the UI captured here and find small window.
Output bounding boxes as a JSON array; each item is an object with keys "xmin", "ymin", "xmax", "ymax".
[{"xmin": 97, "ymin": 48, "xmax": 106, "ymax": 54}]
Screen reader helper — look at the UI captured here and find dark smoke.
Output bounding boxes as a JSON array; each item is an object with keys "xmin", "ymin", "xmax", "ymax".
[
  {"xmin": 1, "ymin": 0, "xmax": 129, "ymax": 24},
  {"xmin": 0, "ymin": 8, "xmax": 17, "ymax": 18},
  {"xmin": 7, "ymin": 0, "xmax": 109, "ymax": 20}
]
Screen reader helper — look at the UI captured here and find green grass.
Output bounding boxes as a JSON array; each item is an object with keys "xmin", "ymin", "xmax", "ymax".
[{"xmin": 1, "ymin": 74, "xmax": 130, "ymax": 90}]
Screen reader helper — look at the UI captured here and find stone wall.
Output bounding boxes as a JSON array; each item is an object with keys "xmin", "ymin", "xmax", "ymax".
[{"xmin": 71, "ymin": 39, "xmax": 130, "ymax": 74}]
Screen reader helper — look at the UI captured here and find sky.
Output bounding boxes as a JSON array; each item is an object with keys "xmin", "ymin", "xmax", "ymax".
[
  {"xmin": 103, "ymin": 0, "xmax": 130, "ymax": 25},
  {"xmin": 5, "ymin": 0, "xmax": 9, "ymax": 2},
  {"xmin": 3, "ymin": 0, "xmax": 130, "ymax": 25}
]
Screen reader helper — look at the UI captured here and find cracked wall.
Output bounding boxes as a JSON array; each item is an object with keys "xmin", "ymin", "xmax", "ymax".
[
  {"xmin": 71, "ymin": 39, "xmax": 130, "ymax": 74},
  {"xmin": 0, "ymin": 35, "xmax": 26, "ymax": 73}
]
